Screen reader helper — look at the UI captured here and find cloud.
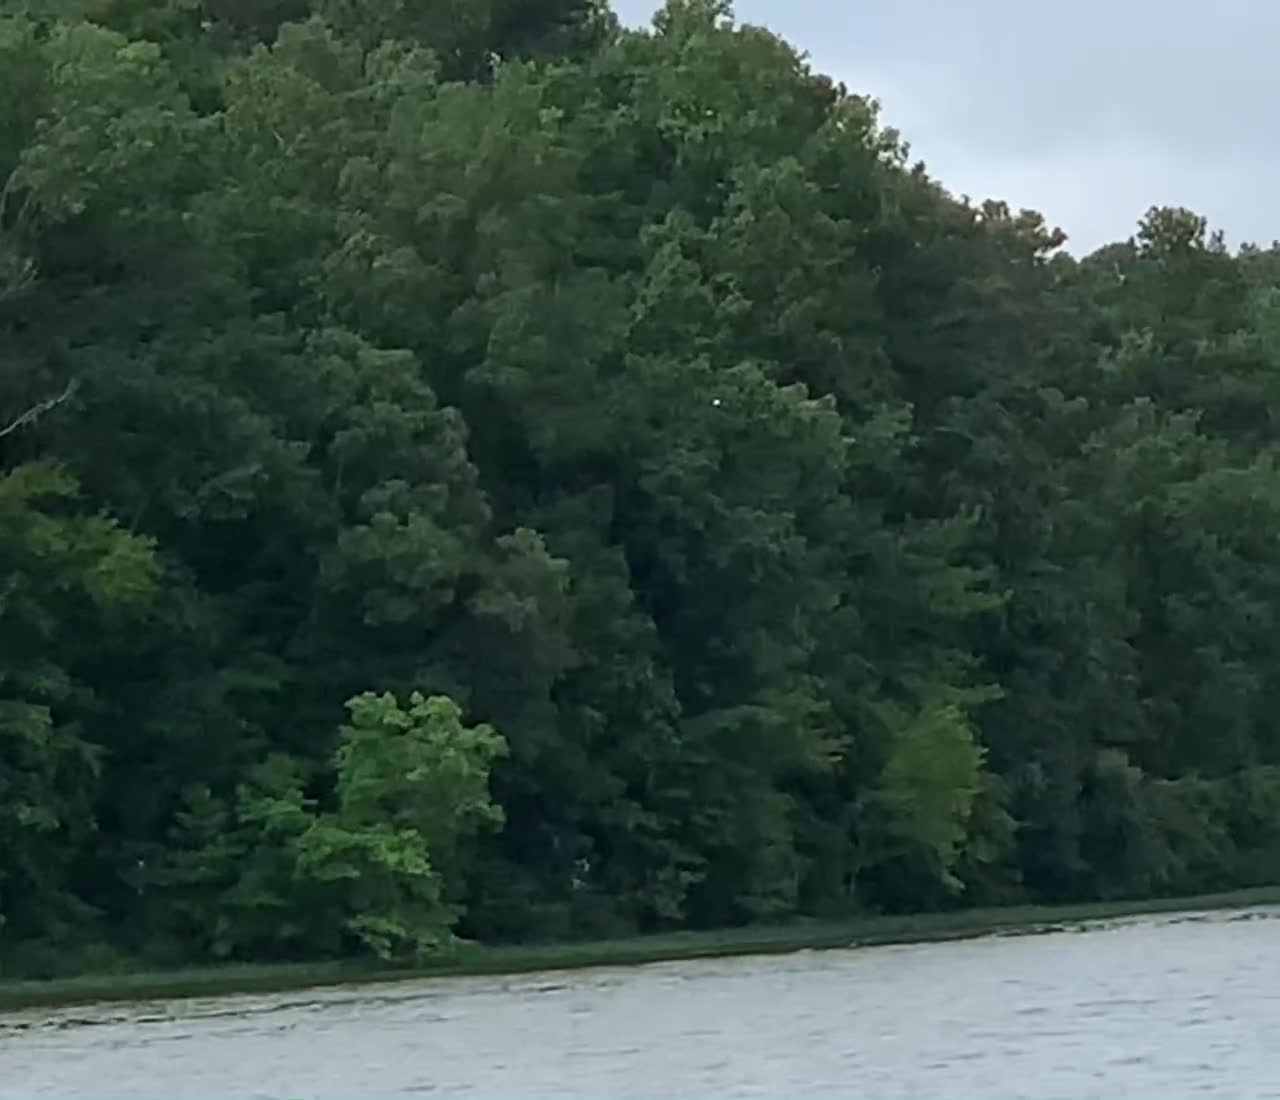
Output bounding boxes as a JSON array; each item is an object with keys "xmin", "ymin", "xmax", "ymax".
[{"xmin": 612, "ymin": 0, "xmax": 1280, "ymax": 253}]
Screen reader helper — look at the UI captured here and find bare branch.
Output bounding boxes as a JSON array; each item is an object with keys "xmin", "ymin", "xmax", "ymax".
[
  {"xmin": 0, "ymin": 251, "xmax": 36, "ymax": 304},
  {"xmin": 0, "ymin": 378, "xmax": 79, "ymax": 441},
  {"xmin": 0, "ymin": 169, "xmax": 17, "ymax": 228},
  {"xmin": 1, "ymin": 169, "xmax": 40, "ymax": 305}
]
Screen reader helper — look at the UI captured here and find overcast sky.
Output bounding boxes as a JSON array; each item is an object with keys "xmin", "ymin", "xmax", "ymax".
[{"xmin": 613, "ymin": 0, "xmax": 1279, "ymax": 254}]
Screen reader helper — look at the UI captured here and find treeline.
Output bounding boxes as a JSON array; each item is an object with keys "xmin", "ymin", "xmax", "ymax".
[{"xmin": 5, "ymin": 0, "xmax": 1280, "ymax": 973}]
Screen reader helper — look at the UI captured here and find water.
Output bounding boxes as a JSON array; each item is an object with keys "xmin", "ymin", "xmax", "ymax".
[{"xmin": 4, "ymin": 907, "xmax": 1280, "ymax": 1098}]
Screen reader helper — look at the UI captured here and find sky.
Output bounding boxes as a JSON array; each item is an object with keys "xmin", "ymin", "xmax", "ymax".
[{"xmin": 612, "ymin": 0, "xmax": 1280, "ymax": 255}]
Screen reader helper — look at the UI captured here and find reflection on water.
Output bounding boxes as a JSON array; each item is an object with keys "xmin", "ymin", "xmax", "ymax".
[{"xmin": 4, "ymin": 908, "xmax": 1280, "ymax": 1098}]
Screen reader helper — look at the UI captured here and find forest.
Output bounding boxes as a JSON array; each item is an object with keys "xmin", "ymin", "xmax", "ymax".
[{"xmin": 5, "ymin": 0, "xmax": 1280, "ymax": 973}]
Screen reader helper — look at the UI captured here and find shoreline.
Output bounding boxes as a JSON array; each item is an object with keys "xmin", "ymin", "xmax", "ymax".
[{"xmin": 3, "ymin": 886, "xmax": 1278, "ymax": 1014}]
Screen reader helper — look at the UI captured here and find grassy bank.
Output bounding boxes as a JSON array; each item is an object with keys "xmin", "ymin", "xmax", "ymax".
[{"xmin": 4, "ymin": 886, "xmax": 1279, "ymax": 1013}]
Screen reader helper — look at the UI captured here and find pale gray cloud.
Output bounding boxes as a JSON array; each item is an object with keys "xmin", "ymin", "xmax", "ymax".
[{"xmin": 612, "ymin": 0, "xmax": 1280, "ymax": 253}]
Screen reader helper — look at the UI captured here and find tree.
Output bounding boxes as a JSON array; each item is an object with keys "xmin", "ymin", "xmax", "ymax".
[
  {"xmin": 156, "ymin": 692, "xmax": 506, "ymax": 961},
  {"xmin": 0, "ymin": 463, "xmax": 157, "ymax": 946},
  {"xmin": 298, "ymin": 691, "xmax": 507, "ymax": 959}
]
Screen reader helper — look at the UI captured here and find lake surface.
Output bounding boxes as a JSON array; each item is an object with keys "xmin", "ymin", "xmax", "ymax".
[{"xmin": 4, "ymin": 907, "xmax": 1280, "ymax": 1098}]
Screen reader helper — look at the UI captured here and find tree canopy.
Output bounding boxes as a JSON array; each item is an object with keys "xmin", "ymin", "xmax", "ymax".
[{"xmin": 5, "ymin": 0, "xmax": 1280, "ymax": 970}]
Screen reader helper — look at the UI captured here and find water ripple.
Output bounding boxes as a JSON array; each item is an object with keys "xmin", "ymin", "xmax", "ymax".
[{"xmin": 3, "ymin": 906, "xmax": 1279, "ymax": 1098}]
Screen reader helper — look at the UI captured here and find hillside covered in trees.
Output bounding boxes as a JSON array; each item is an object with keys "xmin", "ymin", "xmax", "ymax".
[{"xmin": 6, "ymin": 0, "xmax": 1280, "ymax": 973}]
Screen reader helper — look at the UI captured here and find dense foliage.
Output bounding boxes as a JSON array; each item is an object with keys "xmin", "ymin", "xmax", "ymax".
[{"xmin": 5, "ymin": 0, "xmax": 1280, "ymax": 972}]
